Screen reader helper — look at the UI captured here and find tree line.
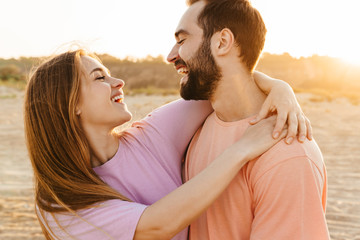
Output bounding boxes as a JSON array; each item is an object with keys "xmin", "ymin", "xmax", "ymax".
[{"xmin": 1, "ymin": 52, "xmax": 359, "ymax": 97}]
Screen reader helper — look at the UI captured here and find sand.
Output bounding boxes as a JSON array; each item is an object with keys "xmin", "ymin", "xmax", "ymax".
[{"xmin": 0, "ymin": 86, "xmax": 359, "ymax": 240}]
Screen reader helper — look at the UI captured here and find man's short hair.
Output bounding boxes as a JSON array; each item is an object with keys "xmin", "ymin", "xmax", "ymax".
[{"xmin": 187, "ymin": 0, "xmax": 267, "ymax": 72}]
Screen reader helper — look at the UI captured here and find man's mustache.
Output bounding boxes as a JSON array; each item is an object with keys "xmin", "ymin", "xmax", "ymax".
[{"xmin": 175, "ymin": 59, "xmax": 187, "ymax": 68}]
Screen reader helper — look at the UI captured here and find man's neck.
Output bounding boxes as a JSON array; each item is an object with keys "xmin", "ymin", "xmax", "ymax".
[{"xmin": 210, "ymin": 71, "xmax": 267, "ymax": 122}]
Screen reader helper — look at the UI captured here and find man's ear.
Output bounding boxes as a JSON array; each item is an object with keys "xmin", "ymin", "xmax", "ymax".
[{"xmin": 212, "ymin": 28, "xmax": 235, "ymax": 56}]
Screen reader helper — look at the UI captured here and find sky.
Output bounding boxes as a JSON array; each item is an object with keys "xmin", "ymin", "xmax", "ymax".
[{"xmin": 0, "ymin": 0, "xmax": 359, "ymax": 64}]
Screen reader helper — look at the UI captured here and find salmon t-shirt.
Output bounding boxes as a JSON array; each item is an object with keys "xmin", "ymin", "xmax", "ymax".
[{"xmin": 184, "ymin": 112, "xmax": 330, "ymax": 240}]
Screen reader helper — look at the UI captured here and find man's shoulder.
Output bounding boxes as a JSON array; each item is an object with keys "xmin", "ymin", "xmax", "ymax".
[
  {"xmin": 265, "ymin": 138, "xmax": 323, "ymax": 163},
  {"xmin": 250, "ymin": 139, "xmax": 325, "ymax": 180}
]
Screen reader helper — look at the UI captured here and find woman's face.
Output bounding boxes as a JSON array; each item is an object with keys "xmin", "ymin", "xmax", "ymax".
[{"xmin": 76, "ymin": 55, "xmax": 132, "ymax": 129}]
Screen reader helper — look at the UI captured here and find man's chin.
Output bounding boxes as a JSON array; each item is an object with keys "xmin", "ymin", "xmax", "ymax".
[
  {"xmin": 180, "ymin": 83, "xmax": 193, "ymax": 100},
  {"xmin": 179, "ymin": 75, "xmax": 211, "ymax": 100},
  {"xmin": 180, "ymin": 75, "xmax": 189, "ymax": 85},
  {"xmin": 180, "ymin": 90, "xmax": 192, "ymax": 100},
  {"xmin": 180, "ymin": 85, "xmax": 206, "ymax": 101}
]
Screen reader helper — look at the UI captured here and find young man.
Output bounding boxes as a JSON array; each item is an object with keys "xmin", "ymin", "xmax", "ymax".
[{"xmin": 167, "ymin": 0, "xmax": 330, "ymax": 239}]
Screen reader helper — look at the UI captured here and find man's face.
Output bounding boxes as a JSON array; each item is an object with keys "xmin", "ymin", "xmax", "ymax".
[
  {"xmin": 167, "ymin": 1, "xmax": 221, "ymax": 100},
  {"xmin": 178, "ymin": 37, "xmax": 221, "ymax": 100}
]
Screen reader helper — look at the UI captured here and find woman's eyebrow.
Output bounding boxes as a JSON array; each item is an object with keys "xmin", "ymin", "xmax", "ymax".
[
  {"xmin": 90, "ymin": 67, "xmax": 110, "ymax": 75},
  {"xmin": 90, "ymin": 67, "xmax": 103, "ymax": 75}
]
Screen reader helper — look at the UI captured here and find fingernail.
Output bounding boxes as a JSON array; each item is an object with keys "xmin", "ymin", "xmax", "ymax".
[
  {"xmin": 286, "ymin": 137, "xmax": 293, "ymax": 144},
  {"xmin": 299, "ymin": 135, "xmax": 306, "ymax": 142},
  {"xmin": 249, "ymin": 118, "xmax": 257, "ymax": 124},
  {"xmin": 273, "ymin": 132, "xmax": 279, "ymax": 139}
]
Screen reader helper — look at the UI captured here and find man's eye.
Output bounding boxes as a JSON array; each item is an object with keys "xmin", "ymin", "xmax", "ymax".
[
  {"xmin": 177, "ymin": 39, "xmax": 185, "ymax": 44},
  {"xmin": 96, "ymin": 76, "xmax": 106, "ymax": 81}
]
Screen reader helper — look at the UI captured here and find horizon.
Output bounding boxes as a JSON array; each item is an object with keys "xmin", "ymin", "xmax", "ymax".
[{"xmin": 0, "ymin": 51, "xmax": 351, "ymax": 64}]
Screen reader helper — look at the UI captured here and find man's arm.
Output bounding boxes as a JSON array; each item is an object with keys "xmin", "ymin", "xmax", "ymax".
[{"xmin": 253, "ymin": 71, "xmax": 312, "ymax": 144}]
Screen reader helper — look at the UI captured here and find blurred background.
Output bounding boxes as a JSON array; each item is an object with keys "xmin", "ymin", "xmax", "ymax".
[
  {"xmin": 0, "ymin": 0, "xmax": 359, "ymax": 100},
  {"xmin": 0, "ymin": 0, "xmax": 359, "ymax": 239}
]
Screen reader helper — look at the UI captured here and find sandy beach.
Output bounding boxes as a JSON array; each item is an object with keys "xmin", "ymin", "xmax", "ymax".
[{"xmin": 0, "ymin": 86, "xmax": 359, "ymax": 240}]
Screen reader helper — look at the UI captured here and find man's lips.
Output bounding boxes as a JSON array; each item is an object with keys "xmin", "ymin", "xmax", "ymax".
[
  {"xmin": 177, "ymin": 67, "xmax": 189, "ymax": 75},
  {"xmin": 175, "ymin": 63, "xmax": 189, "ymax": 75},
  {"xmin": 175, "ymin": 64, "xmax": 186, "ymax": 71},
  {"xmin": 174, "ymin": 59, "xmax": 188, "ymax": 74}
]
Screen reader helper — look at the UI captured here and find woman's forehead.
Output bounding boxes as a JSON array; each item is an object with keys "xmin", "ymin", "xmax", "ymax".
[{"xmin": 80, "ymin": 56, "xmax": 103, "ymax": 73}]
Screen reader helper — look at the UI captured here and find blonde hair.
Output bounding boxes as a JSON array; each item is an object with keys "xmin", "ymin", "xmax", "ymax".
[{"xmin": 24, "ymin": 50, "xmax": 130, "ymax": 239}]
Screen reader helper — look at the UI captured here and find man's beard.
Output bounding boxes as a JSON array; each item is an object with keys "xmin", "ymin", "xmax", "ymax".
[{"xmin": 179, "ymin": 38, "xmax": 222, "ymax": 100}]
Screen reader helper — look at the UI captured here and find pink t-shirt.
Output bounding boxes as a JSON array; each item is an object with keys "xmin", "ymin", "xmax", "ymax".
[
  {"xmin": 40, "ymin": 99, "xmax": 212, "ymax": 240},
  {"xmin": 185, "ymin": 112, "xmax": 330, "ymax": 240}
]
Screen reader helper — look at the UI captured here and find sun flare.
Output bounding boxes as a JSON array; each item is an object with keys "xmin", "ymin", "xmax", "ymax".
[{"xmin": 340, "ymin": 55, "xmax": 360, "ymax": 66}]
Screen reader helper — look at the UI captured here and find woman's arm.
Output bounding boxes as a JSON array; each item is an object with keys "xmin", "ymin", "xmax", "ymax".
[
  {"xmin": 137, "ymin": 99, "xmax": 213, "ymax": 155},
  {"xmin": 134, "ymin": 116, "xmax": 286, "ymax": 240},
  {"xmin": 252, "ymin": 71, "xmax": 312, "ymax": 144}
]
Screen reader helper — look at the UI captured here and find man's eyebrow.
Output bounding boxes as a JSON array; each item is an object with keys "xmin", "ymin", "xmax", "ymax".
[{"xmin": 175, "ymin": 29, "xmax": 190, "ymax": 38}]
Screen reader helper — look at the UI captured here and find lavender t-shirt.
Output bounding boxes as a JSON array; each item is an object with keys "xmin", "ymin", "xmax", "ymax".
[{"xmin": 42, "ymin": 99, "xmax": 212, "ymax": 240}]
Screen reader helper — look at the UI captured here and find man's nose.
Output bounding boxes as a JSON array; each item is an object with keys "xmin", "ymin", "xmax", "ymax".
[{"xmin": 166, "ymin": 44, "xmax": 180, "ymax": 63}]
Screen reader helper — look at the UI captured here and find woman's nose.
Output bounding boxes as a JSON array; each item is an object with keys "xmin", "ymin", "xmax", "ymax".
[{"xmin": 110, "ymin": 77, "xmax": 125, "ymax": 88}]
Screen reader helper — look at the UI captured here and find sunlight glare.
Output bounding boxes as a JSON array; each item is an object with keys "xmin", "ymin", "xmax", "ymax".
[{"xmin": 340, "ymin": 55, "xmax": 360, "ymax": 66}]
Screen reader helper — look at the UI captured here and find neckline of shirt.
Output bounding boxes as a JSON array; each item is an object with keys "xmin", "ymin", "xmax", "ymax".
[{"xmin": 212, "ymin": 111, "xmax": 257, "ymax": 127}]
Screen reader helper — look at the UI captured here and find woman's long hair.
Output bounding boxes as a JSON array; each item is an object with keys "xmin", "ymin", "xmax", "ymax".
[{"xmin": 24, "ymin": 50, "xmax": 130, "ymax": 239}]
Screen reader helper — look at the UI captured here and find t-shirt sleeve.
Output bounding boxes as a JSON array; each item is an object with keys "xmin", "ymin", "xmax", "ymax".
[
  {"xmin": 132, "ymin": 99, "xmax": 212, "ymax": 155},
  {"xmin": 250, "ymin": 156, "xmax": 330, "ymax": 240},
  {"xmin": 41, "ymin": 200, "xmax": 147, "ymax": 240}
]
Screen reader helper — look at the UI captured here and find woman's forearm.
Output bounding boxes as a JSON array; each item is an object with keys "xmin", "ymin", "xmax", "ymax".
[
  {"xmin": 253, "ymin": 71, "xmax": 290, "ymax": 94},
  {"xmin": 134, "ymin": 146, "xmax": 249, "ymax": 240},
  {"xmin": 134, "ymin": 117, "xmax": 283, "ymax": 240}
]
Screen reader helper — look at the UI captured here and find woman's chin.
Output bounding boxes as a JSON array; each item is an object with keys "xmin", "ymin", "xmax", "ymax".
[
  {"xmin": 125, "ymin": 112, "xmax": 132, "ymax": 122},
  {"xmin": 123, "ymin": 112, "xmax": 133, "ymax": 123}
]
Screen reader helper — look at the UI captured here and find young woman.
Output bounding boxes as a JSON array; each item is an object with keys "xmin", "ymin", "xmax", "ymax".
[{"xmin": 24, "ymin": 49, "xmax": 310, "ymax": 240}]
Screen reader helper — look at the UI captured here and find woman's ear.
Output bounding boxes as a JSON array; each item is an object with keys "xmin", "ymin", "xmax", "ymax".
[
  {"xmin": 212, "ymin": 28, "xmax": 235, "ymax": 56},
  {"xmin": 75, "ymin": 107, "xmax": 81, "ymax": 116}
]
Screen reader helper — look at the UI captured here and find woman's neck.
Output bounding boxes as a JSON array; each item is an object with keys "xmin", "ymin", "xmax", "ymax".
[{"xmin": 82, "ymin": 124, "xmax": 120, "ymax": 167}]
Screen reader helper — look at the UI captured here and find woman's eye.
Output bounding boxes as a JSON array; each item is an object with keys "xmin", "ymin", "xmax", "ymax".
[
  {"xmin": 96, "ymin": 76, "xmax": 106, "ymax": 81},
  {"xmin": 177, "ymin": 39, "xmax": 185, "ymax": 45}
]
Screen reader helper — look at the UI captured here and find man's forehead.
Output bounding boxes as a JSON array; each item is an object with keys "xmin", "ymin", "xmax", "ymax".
[{"xmin": 175, "ymin": 1, "xmax": 205, "ymax": 35}]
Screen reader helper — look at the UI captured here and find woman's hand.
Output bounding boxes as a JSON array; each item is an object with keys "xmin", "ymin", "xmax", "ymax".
[
  {"xmin": 251, "ymin": 72, "xmax": 312, "ymax": 144},
  {"xmin": 233, "ymin": 116, "xmax": 288, "ymax": 161}
]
